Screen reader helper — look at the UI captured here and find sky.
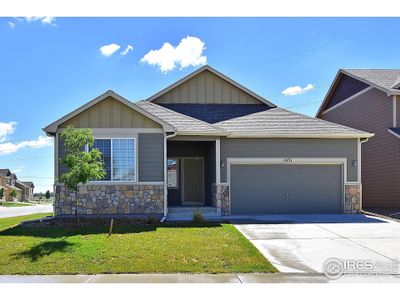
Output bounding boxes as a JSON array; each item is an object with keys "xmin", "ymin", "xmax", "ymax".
[{"xmin": 1, "ymin": 17, "xmax": 400, "ymax": 192}]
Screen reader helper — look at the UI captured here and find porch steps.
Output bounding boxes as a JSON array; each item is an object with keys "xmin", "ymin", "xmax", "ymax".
[{"xmin": 167, "ymin": 206, "xmax": 219, "ymax": 221}]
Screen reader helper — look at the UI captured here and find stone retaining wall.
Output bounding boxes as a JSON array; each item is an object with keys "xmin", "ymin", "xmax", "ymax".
[
  {"xmin": 344, "ymin": 184, "xmax": 361, "ymax": 213},
  {"xmin": 55, "ymin": 184, "xmax": 164, "ymax": 216}
]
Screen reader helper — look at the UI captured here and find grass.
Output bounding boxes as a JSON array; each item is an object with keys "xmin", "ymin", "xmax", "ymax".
[
  {"xmin": 0, "ymin": 202, "xmax": 33, "ymax": 207},
  {"xmin": 0, "ymin": 214, "xmax": 277, "ymax": 275}
]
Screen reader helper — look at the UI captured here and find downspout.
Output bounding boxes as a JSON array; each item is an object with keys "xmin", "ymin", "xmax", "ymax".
[
  {"xmin": 161, "ymin": 131, "xmax": 177, "ymax": 222},
  {"xmin": 359, "ymin": 137, "xmax": 370, "ymax": 213}
]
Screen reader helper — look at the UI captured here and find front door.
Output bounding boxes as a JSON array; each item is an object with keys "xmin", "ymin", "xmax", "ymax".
[{"xmin": 182, "ymin": 158, "xmax": 204, "ymax": 205}]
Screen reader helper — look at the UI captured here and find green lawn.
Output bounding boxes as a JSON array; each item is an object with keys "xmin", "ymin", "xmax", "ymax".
[
  {"xmin": 0, "ymin": 214, "xmax": 277, "ymax": 275},
  {"xmin": 0, "ymin": 202, "xmax": 33, "ymax": 207}
]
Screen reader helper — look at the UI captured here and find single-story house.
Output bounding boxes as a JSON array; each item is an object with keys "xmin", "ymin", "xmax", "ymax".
[{"xmin": 44, "ymin": 65, "xmax": 373, "ymax": 218}]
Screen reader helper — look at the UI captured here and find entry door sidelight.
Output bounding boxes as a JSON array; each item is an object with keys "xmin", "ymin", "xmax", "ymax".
[{"xmin": 182, "ymin": 158, "xmax": 204, "ymax": 205}]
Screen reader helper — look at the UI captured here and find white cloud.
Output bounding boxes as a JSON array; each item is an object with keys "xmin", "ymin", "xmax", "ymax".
[
  {"xmin": 0, "ymin": 135, "xmax": 53, "ymax": 155},
  {"xmin": 8, "ymin": 21, "xmax": 15, "ymax": 29},
  {"xmin": 141, "ymin": 36, "xmax": 207, "ymax": 73},
  {"xmin": 19, "ymin": 17, "xmax": 57, "ymax": 26},
  {"xmin": 0, "ymin": 122, "xmax": 17, "ymax": 142},
  {"xmin": 121, "ymin": 45, "xmax": 133, "ymax": 56},
  {"xmin": 100, "ymin": 43, "xmax": 121, "ymax": 57},
  {"xmin": 14, "ymin": 165, "xmax": 25, "ymax": 173},
  {"xmin": 0, "ymin": 122, "xmax": 52, "ymax": 155},
  {"xmin": 281, "ymin": 83, "xmax": 315, "ymax": 96}
]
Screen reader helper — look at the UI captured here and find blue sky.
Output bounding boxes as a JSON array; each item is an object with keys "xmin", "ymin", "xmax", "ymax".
[{"xmin": 1, "ymin": 17, "xmax": 399, "ymax": 192}]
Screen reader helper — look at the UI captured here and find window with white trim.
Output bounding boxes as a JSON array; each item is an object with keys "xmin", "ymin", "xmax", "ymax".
[{"xmin": 91, "ymin": 138, "xmax": 136, "ymax": 182}]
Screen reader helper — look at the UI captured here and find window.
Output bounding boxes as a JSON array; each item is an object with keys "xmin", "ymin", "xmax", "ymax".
[
  {"xmin": 112, "ymin": 139, "xmax": 136, "ymax": 181},
  {"xmin": 91, "ymin": 138, "xmax": 136, "ymax": 182},
  {"xmin": 167, "ymin": 158, "xmax": 178, "ymax": 188}
]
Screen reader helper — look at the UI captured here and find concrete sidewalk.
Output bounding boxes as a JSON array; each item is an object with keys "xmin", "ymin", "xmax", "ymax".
[
  {"xmin": 1, "ymin": 273, "xmax": 400, "ymax": 283},
  {"xmin": 0, "ymin": 204, "xmax": 53, "ymax": 218}
]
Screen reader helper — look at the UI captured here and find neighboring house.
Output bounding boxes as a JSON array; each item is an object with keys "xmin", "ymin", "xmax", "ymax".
[
  {"xmin": 44, "ymin": 65, "xmax": 372, "ymax": 218},
  {"xmin": 316, "ymin": 69, "xmax": 400, "ymax": 209},
  {"xmin": 15, "ymin": 181, "xmax": 35, "ymax": 202},
  {"xmin": 0, "ymin": 169, "xmax": 21, "ymax": 201}
]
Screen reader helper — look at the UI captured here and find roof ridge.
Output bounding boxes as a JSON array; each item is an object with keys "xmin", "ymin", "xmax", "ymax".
[
  {"xmin": 138, "ymin": 101, "xmax": 227, "ymax": 133},
  {"xmin": 343, "ymin": 68, "xmax": 400, "ymax": 70},
  {"xmin": 145, "ymin": 65, "xmax": 276, "ymax": 107}
]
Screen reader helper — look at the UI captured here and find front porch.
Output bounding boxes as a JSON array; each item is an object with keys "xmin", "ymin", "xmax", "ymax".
[{"xmin": 166, "ymin": 138, "xmax": 226, "ymax": 218}]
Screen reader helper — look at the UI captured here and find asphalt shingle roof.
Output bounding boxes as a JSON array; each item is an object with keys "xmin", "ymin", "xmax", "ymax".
[
  {"xmin": 22, "ymin": 181, "xmax": 34, "ymax": 188},
  {"xmin": 135, "ymin": 101, "xmax": 226, "ymax": 135},
  {"xmin": 137, "ymin": 101, "xmax": 372, "ymax": 137},
  {"xmin": 343, "ymin": 69, "xmax": 400, "ymax": 92},
  {"xmin": 214, "ymin": 107, "xmax": 372, "ymax": 137},
  {"xmin": 0, "ymin": 169, "xmax": 11, "ymax": 177}
]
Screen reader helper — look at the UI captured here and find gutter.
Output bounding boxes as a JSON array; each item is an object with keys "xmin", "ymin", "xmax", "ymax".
[{"xmin": 162, "ymin": 131, "xmax": 177, "ymax": 220}]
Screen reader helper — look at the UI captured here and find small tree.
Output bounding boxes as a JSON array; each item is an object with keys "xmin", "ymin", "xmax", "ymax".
[
  {"xmin": 45, "ymin": 190, "xmax": 51, "ymax": 200},
  {"xmin": 10, "ymin": 188, "xmax": 18, "ymax": 201},
  {"xmin": 59, "ymin": 126, "xmax": 105, "ymax": 219},
  {"xmin": 0, "ymin": 188, "xmax": 4, "ymax": 203}
]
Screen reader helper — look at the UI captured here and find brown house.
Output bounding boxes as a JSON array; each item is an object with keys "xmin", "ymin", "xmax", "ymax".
[
  {"xmin": 15, "ymin": 181, "xmax": 35, "ymax": 202},
  {"xmin": 316, "ymin": 69, "xmax": 400, "ymax": 208},
  {"xmin": 0, "ymin": 169, "xmax": 20, "ymax": 201},
  {"xmin": 0, "ymin": 169, "xmax": 34, "ymax": 202}
]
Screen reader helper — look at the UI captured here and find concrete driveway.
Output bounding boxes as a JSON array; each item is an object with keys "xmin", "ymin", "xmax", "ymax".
[
  {"xmin": 234, "ymin": 214, "xmax": 400, "ymax": 277},
  {"xmin": 0, "ymin": 203, "xmax": 53, "ymax": 218}
]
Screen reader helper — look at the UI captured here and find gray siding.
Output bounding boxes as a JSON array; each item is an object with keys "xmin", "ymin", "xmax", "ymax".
[
  {"xmin": 220, "ymin": 138, "xmax": 358, "ymax": 182},
  {"xmin": 321, "ymin": 88, "xmax": 400, "ymax": 207},
  {"xmin": 138, "ymin": 133, "xmax": 164, "ymax": 182},
  {"xmin": 152, "ymin": 70, "xmax": 263, "ymax": 105},
  {"xmin": 57, "ymin": 136, "xmax": 69, "ymax": 178}
]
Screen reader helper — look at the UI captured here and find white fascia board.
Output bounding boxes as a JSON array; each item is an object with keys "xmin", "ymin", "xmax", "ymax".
[
  {"xmin": 176, "ymin": 131, "xmax": 228, "ymax": 136},
  {"xmin": 43, "ymin": 90, "xmax": 175, "ymax": 134},
  {"xmin": 146, "ymin": 65, "xmax": 276, "ymax": 107},
  {"xmin": 393, "ymin": 95, "xmax": 397, "ymax": 128},
  {"xmin": 316, "ymin": 69, "xmax": 342, "ymax": 117},
  {"xmin": 320, "ymin": 86, "xmax": 374, "ymax": 115},
  {"xmin": 388, "ymin": 128, "xmax": 400, "ymax": 139},
  {"xmin": 226, "ymin": 133, "xmax": 374, "ymax": 139}
]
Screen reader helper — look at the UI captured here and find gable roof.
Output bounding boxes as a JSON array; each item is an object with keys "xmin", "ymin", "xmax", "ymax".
[
  {"xmin": 136, "ymin": 101, "xmax": 227, "ymax": 136},
  {"xmin": 43, "ymin": 90, "xmax": 174, "ymax": 134},
  {"xmin": 316, "ymin": 69, "xmax": 400, "ymax": 117},
  {"xmin": 0, "ymin": 169, "xmax": 11, "ymax": 177},
  {"xmin": 215, "ymin": 107, "xmax": 373, "ymax": 138},
  {"xmin": 22, "ymin": 181, "xmax": 34, "ymax": 188},
  {"xmin": 342, "ymin": 69, "xmax": 400, "ymax": 93},
  {"xmin": 146, "ymin": 65, "xmax": 276, "ymax": 107}
]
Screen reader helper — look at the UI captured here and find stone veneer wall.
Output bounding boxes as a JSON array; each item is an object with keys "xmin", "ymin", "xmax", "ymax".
[
  {"xmin": 55, "ymin": 184, "xmax": 164, "ymax": 216},
  {"xmin": 212, "ymin": 184, "xmax": 230, "ymax": 216},
  {"xmin": 344, "ymin": 184, "xmax": 361, "ymax": 213}
]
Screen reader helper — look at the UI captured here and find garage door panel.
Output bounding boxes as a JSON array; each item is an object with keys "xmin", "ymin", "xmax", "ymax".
[{"xmin": 230, "ymin": 164, "xmax": 343, "ymax": 214}]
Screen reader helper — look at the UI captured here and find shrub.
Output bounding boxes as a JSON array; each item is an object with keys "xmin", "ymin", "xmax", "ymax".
[{"xmin": 192, "ymin": 212, "xmax": 204, "ymax": 223}]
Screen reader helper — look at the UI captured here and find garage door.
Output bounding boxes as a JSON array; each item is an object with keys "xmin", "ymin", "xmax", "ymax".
[{"xmin": 230, "ymin": 164, "xmax": 343, "ymax": 214}]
